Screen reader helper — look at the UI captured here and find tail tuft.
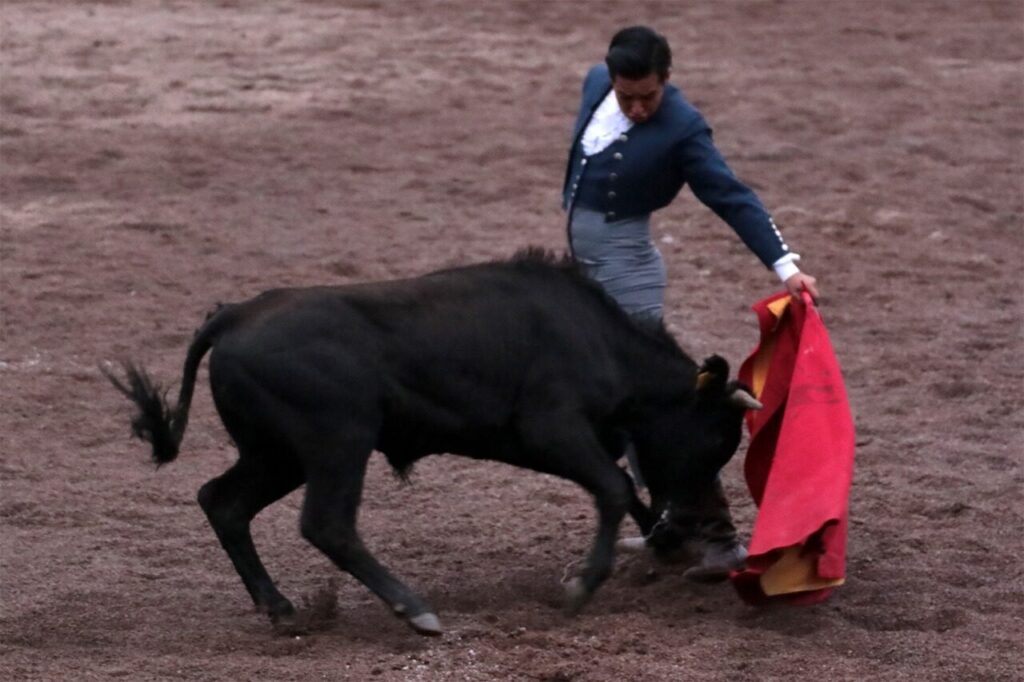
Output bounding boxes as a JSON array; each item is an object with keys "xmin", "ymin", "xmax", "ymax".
[{"xmin": 102, "ymin": 361, "xmax": 180, "ymax": 466}]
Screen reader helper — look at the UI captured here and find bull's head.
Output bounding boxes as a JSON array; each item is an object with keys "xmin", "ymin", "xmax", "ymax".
[{"xmin": 634, "ymin": 355, "xmax": 761, "ymax": 558}]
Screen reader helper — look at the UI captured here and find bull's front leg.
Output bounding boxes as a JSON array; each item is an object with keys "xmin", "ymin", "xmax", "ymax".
[
  {"xmin": 623, "ymin": 466, "xmax": 657, "ymax": 535},
  {"xmin": 600, "ymin": 429, "xmax": 657, "ymax": 535},
  {"xmin": 562, "ymin": 472, "xmax": 633, "ymax": 614},
  {"xmin": 520, "ymin": 412, "xmax": 633, "ymax": 613}
]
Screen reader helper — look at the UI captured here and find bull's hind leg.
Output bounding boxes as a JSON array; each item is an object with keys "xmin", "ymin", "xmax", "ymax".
[
  {"xmin": 298, "ymin": 445, "xmax": 441, "ymax": 636},
  {"xmin": 197, "ymin": 455, "xmax": 304, "ymax": 627}
]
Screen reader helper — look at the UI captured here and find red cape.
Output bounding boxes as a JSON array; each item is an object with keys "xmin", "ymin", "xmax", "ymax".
[{"xmin": 731, "ymin": 292, "xmax": 855, "ymax": 605}]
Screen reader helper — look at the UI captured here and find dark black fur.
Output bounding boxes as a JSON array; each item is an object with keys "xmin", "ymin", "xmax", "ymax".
[
  {"xmin": 101, "ymin": 362, "xmax": 177, "ymax": 465},
  {"xmin": 106, "ymin": 250, "xmax": 750, "ymax": 634}
]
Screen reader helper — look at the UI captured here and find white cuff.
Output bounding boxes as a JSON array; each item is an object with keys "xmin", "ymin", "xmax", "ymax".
[{"xmin": 772, "ymin": 252, "xmax": 801, "ymax": 282}]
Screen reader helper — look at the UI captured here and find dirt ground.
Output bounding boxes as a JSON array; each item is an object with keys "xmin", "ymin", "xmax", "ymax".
[{"xmin": 2, "ymin": 1, "xmax": 1022, "ymax": 680}]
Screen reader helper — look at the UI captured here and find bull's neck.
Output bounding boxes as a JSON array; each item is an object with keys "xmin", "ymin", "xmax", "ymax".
[{"xmin": 617, "ymin": 328, "xmax": 696, "ymax": 402}]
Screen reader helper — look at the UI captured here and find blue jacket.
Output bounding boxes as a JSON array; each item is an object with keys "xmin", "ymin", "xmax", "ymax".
[{"xmin": 563, "ymin": 64, "xmax": 790, "ymax": 269}]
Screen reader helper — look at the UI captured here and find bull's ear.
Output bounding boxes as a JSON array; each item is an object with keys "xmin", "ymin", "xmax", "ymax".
[{"xmin": 696, "ymin": 355, "xmax": 730, "ymax": 392}]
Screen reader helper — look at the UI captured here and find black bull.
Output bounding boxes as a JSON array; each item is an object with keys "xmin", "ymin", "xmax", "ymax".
[{"xmin": 105, "ymin": 251, "xmax": 761, "ymax": 635}]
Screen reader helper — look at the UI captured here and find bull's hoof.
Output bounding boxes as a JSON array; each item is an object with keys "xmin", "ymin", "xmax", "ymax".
[
  {"xmin": 407, "ymin": 612, "xmax": 443, "ymax": 636},
  {"xmin": 615, "ymin": 536, "xmax": 648, "ymax": 553},
  {"xmin": 268, "ymin": 604, "xmax": 305, "ymax": 637},
  {"xmin": 563, "ymin": 576, "xmax": 591, "ymax": 615},
  {"xmin": 266, "ymin": 598, "xmax": 296, "ymax": 618},
  {"xmin": 271, "ymin": 616, "xmax": 307, "ymax": 637}
]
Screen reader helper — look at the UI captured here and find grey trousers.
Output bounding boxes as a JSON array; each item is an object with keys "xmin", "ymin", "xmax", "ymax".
[
  {"xmin": 569, "ymin": 206, "xmax": 664, "ymax": 488},
  {"xmin": 567, "ymin": 206, "xmax": 666, "ymax": 321},
  {"xmin": 568, "ymin": 206, "xmax": 739, "ymax": 547}
]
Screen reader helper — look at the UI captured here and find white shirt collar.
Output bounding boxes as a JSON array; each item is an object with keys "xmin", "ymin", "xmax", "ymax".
[{"xmin": 580, "ymin": 90, "xmax": 633, "ymax": 156}]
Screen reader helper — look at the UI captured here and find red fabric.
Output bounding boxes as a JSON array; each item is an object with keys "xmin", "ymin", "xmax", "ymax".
[{"xmin": 731, "ymin": 292, "xmax": 855, "ymax": 605}]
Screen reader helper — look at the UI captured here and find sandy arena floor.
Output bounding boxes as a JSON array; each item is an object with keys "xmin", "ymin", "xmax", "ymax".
[{"xmin": 2, "ymin": 2, "xmax": 1022, "ymax": 680}]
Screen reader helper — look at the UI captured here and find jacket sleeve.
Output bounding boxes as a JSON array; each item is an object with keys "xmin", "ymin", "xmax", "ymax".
[
  {"xmin": 582, "ymin": 63, "xmax": 610, "ymax": 93},
  {"xmin": 678, "ymin": 127, "xmax": 790, "ymax": 269}
]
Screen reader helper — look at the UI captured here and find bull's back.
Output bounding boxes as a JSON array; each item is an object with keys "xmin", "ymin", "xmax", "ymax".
[
  {"xmin": 206, "ymin": 263, "xmax": 629, "ymax": 443},
  {"xmin": 217, "ymin": 262, "xmax": 620, "ymax": 370}
]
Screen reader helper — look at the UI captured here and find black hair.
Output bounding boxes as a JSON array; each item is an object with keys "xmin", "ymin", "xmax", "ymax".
[{"xmin": 605, "ymin": 26, "xmax": 672, "ymax": 81}]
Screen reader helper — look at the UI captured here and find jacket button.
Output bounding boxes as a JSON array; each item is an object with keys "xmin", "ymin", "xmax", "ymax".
[
  {"xmin": 609, "ymin": 173, "xmax": 618, "ymax": 181},
  {"xmin": 573, "ymin": 184, "xmax": 578, "ymax": 190},
  {"xmin": 612, "ymin": 152, "xmax": 622, "ymax": 160},
  {"xmin": 581, "ymin": 158, "xmax": 588, "ymax": 166},
  {"xmin": 608, "ymin": 191, "xmax": 616, "ymax": 199},
  {"xmin": 607, "ymin": 211, "xmax": 616, "ymax": 219},
  {"xmin": 618, "ymin": 134, "xmax": 628, "ymax": 143}
]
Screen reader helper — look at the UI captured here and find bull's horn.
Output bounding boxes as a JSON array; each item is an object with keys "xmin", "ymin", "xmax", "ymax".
[
  {"xmin": 730, "ymin": 388, "xmax": 763, "ymax": 410},
  {"xmin": 696, "ymin": 370, "xmax": 712, "ymax": 390}
]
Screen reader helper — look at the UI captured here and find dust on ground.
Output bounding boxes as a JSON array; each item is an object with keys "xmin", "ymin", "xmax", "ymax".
[{"xmin": 2, "ymin": 2, "xmax": 1022, "ymax": 680}]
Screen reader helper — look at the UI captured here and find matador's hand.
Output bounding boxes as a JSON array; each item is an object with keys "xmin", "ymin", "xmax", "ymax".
[{"xmin": 784, "ymin": 272, "xmax": 819, "ymax": 303}]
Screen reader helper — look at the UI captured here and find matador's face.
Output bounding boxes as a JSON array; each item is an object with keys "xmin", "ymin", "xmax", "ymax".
[{"xmin": 611, "ymin": 73, "xmax": 665, "ymax": 124}]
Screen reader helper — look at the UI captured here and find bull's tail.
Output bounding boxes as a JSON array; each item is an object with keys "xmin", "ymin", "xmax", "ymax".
[{"xmin": 102, "ymin": 305, "xmax": 229, "ymax": 466}]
